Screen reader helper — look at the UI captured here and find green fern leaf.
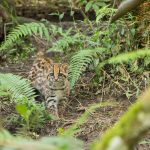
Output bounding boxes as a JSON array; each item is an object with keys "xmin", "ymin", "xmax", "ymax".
[
  {"xmin": 0, "ymin": 22, "xmax": 50, "ymax": 51},
  {"xmin": 0, "ymin": 73, "xmax": 36, "ymax": 101},
  {"xmin": 96, "ymin": 49, "xmax": 150, "ymax": 71},
  {"xmin": 69, "ymin": 48, "xmax": 106, "ymax": 89}
]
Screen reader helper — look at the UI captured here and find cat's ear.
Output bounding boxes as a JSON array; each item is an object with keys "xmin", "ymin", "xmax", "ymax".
[{"xmin": 61, "ymin": 64, "xmax": 69, "ymax": 74}]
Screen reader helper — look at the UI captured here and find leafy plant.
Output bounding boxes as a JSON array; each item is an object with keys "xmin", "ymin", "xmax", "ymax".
[
  {"xmin": 1, "ymin": 87, "xmax": 150, "ymax": 150},
  {"xmin": 7, "ymin": 40, "xmax": 35, "ymax": 62},
  {"xmin": 68, "ymin": 47, "xmax": 150, "ymax": 91},
  {"xmin": 48, "ymin": 25, "xmax": 81, "ymax": 52},
  {"xmin": 85, "ymin": 0, "xmax": 107, "ymax": 13},
  {"xmin": 15, "ymin": 96, "xmax": 51, "ymax": 133},
  {"xmin": 0, "ymin": 129, "xmax": 83, "ymax": 150},
  {"xmin": 0, "ymin": 73, "xmax": 35, "ymax": 100},
  {"xmin": 0, "ymin": 73, "xmax": 52, "ymax": 133},
  {"xmin": 0, "ymin": 22, "xmax": 50, "ymax": 52},
  {"xmin": 68, "ymin": 48, "xmax": 106, "ymax": 89},
  {"xmin": 96, "ymin": 48, "xmax": 150, "ymax": 70},
  {"xmin": 0, "ymin": 9, "xmax": 148, "ymax": 99},
  {"xmin": 96, "ymin": 6, "xmax": 115, "ymax": 23},
  {"xmin": 49, "ymin": 11, "xmax": 65, "ymax": 21}
]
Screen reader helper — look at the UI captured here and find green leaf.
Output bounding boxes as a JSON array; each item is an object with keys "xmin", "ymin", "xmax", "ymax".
[
  {"xmin": 69, "ymin": 48, "xmax": 106, "ymax": 89},
  {"xmin": 70, "ymin": 11, "xmax": 74, "ymax": 16},
  {"xmin": 92, "ymin": 4, "xmax": 99, "ymax": 13},
  {"xmin": 85, "ymin": 1, "xmax": 93, "ymax": 12},
  {"xmin": 16, "ymin": 104, "xmax": 31, "ymax": 121},
  {"xmin": 0, "ymin": 91, "xmax": 9, "ymax": 96},
  {"xmin": 59, "ymin": 13, "xmax": 64, "ymax": 20},
  {"xmin": 0, "ymin": 73, "xmax": 36, "ymax": 100},
  {"xmin": 0, "ymin": 23, "xmax": 50, "ymax": 51},
  {"xmin": 96, "ymin": 49, "xmax": 150, "ymax": 71}
]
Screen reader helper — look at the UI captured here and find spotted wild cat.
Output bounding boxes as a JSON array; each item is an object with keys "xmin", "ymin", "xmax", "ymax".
[{"xmin": 28, "ymin": 52, "xmax": 70, "ymax": 117}]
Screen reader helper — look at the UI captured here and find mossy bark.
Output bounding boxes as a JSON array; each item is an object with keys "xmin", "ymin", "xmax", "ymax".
[
  {"xmin": 92, "ymin": 88, "xmax": 150, "ymax": 150},
  {"xmin": 111, "ymin": 0, "xmax": 146, "ymax": 23}
]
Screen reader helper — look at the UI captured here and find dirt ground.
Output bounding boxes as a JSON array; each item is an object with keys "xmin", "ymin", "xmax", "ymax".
[
  {"xmin": 0, "ymin": 18, "xmax": 150, "ymax": 149},
  {"xmin": 1, "ymin": 53, "xmax": 150, "ymax": 150}
]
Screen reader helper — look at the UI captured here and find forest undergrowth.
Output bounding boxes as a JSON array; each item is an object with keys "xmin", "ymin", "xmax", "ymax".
[{"xmin": 0, "ymin": 0, "xmax": 150, "ymax": 150}]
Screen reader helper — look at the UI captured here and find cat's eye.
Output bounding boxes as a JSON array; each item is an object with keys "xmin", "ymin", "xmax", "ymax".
[
  {"xmin": 59, "ymin": 73, "xmax": 66, "ymax": 77},
  {"xmin": 49, "ymin": 73, "xmax": 54, "ymax": 76},
  {"xmin": 49, "ymin": 78, "xmax": 53, "ymax": 81},
  {"xmin": 47, "ymin": 73, "xmax": 54, "ymax": 80}
]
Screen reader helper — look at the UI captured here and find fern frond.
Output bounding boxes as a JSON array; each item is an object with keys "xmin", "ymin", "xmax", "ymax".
[
  {"xmin": 96, "ymin": 6, "xmax": 115, "ymax": 22},
  {"xmin": 0, "ymin": 22, "xmax": 50, "ymax": 51},
  {"xmin": 0, "ymin": 73, "xmax": 35, "ymax": 101},
  {"xmin": 51, "ymin": 35, "xmax": 80, "ymax": 51},
  {"xmin": 96, "ymin": 49, "xmax": 150, "ymax": 71},
  {"xmin": 68, "ymin": 48, "xmax": 106, "ymax": 89}
]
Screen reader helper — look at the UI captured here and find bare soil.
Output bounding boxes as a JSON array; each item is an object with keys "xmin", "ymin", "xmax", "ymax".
[{"xmin": 1, "ymin": 53, "xmax": 150, "ymax": 150}]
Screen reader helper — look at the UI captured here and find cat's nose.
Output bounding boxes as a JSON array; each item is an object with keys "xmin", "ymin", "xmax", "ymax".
[{"xmin": 55, "ymin": 77, "xmax": 58, "ymax": 81}]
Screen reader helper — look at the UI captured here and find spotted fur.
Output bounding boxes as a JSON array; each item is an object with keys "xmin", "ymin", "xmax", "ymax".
[{"xmin": 28, "ymin": 52, "xmax": 70, "ymax": 117}]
